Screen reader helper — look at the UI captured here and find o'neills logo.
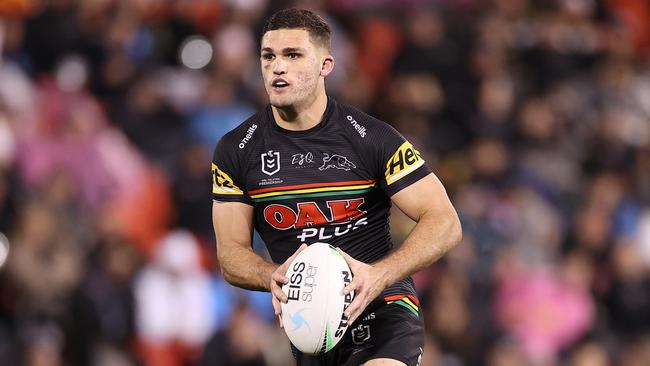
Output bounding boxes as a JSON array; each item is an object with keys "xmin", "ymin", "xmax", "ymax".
[
  {"xmin": 347, "ymin": 115, "xmax": 366, "ymax": 138},
  {"xmin": 239, "ymin": 124, "xmax": 257, "ymax": 149}
]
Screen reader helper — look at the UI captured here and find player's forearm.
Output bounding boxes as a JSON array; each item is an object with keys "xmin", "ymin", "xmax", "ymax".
[
  {"xmin": 218, "ymin": 244, "xmax": 278, "ymax": 291},
  {"xmin": 374, "ymin": 209, "xmax": 462, "ymax": 287}
]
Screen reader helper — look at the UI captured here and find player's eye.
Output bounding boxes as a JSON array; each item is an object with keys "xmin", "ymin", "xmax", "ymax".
[
  {"xmin": 287, "ymin": 53, "xmax": 300, "ymax": 59},
  {"xmin": 262, "ymin": 53, "xmax": 275, "ymax": 61}
]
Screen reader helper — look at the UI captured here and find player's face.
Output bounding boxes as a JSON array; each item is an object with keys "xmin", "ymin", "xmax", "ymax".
[{"xmin": 260, "ymin": 29, "xmax": 327, "ymax": 108}]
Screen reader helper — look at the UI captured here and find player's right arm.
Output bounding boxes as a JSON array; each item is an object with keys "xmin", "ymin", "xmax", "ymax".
[
  {"xmin": 212, "ymin": 201, "xmax": 306, "ymax": 326},
  {"xmin": 211, "ymin": 130, "xmax": 306, "ymax": 324},
  {"xmin": 212, "ymin": 200, "xmax": 276, "ymax": 291},
  {"xmin": 211, "ymin": 131, "xmax": 279, "ymax": 291}
]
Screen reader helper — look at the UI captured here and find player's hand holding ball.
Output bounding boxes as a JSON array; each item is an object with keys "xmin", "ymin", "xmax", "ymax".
[
  {"xmin": 278, "ymin": 243, "xmax": 355, "ymax": 354},
  {"xmin": 336, "ymin": 247, "xmax": 391, "ymax": 325},
  {"xmin": 271, "ymin": 243, "xmax": 308, "ymax": 328}
]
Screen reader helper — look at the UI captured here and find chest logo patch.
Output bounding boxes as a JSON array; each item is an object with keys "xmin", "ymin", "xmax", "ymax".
[
  {"xmin": 319, "ymin": 153, "xmax": 356, "ymax": 171},
  {"xmin": 261, "ymin": 150, "xmax": 281, "ymax": 176},
  {"xmin": 292, "ymin": 152, "xmax": 314, "ymax": 166},
  {"xmin": 264, "ymin": 199, "xmax": 365, "ymax": 230}
]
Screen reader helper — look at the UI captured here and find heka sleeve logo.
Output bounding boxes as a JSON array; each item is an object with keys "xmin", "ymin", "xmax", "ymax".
[
  {"xmin": 384, "ymin": 141, "xmax": 425, "ymax": 185},
  {"xmin": 212, "ymin": 163, "xmax": 244, "ymax": 195}
]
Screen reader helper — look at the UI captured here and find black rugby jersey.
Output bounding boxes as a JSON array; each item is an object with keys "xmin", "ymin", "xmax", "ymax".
[{"xmin": 212, "ymin": 98, "xmax": 431, "ymax": 296}]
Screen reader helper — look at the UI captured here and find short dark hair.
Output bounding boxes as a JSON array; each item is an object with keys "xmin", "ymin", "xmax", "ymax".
[{"xmin": 262, "ymin": 8, "xmax": 331, "ymax": 51}]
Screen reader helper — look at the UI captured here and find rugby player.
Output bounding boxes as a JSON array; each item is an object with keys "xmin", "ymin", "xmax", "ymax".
[{"xmin": 212, "ymin": 8, "xmax": 462, "ymax": 366}]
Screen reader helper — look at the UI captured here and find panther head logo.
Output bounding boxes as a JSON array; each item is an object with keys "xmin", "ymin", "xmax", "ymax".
[{"xmin": 319, "ymin": 154, "xmax": 356, "ymax": 171}]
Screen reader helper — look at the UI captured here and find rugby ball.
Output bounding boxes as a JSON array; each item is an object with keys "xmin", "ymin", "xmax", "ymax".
[{"xmin": 281, "ymin": 242, "xmax": 354, "ymax": 355}]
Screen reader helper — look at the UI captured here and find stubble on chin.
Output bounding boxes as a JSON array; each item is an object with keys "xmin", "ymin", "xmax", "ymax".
[
  {"xmin": 264, "ymin": 85, "xmax": 287, "ymax": 107},
  {"xmin": 269, "ymin": 95, "xmax": 293, "ymax": 108}
]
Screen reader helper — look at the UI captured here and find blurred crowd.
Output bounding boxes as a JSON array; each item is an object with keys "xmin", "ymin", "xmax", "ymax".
[{"xmin": 1, "ymin": 0, "xmax": 650, "ymax": 365}]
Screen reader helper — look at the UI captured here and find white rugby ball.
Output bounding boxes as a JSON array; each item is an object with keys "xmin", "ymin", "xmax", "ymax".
[{"xmin": 281, "ymin": 242, "xmax": 354, "ymax": 355}]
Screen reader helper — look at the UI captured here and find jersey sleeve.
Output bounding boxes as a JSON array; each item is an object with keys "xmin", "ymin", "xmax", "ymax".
[
  {"xmin": 212, "ymin": 137, "xmax": 252, "ymax": 205},
  {"xmin": 374, "ymin": 125, "xmax": 431, "ymax": 197}
]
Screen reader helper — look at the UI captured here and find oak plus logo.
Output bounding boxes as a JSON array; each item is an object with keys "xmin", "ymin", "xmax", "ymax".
[
  {"xmin": 261, "ymin": 150, "xmax": 281, "ymax": 176},
  {"xmin": 263, "ymin": 199, "xmax": 368, "ymax": 242},
  {"xmin": 264, "ymin": 199, "xmax": 365, "ymax": 230}
]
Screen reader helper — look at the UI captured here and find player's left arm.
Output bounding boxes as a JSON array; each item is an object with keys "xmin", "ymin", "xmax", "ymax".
[{"xmin": 338, "ymin": 173, "xmax": 462, "ymax": 324}]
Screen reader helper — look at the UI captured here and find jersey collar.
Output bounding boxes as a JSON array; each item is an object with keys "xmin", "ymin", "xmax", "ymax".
[{"xmin": 267, "ymin": 97, "xmax": 335, "ymax": 138}]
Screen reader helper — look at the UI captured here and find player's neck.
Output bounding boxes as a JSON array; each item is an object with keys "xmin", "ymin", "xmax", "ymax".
[{"xmin": 272, "ymin": 92, "xmax": 328, "ymax": 131}]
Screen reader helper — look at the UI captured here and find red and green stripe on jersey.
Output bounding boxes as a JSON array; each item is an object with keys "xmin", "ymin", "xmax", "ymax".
[
  {"xmin": 384, "ymin": 294, "xmax": 420, "ymax": 316},
  {"xmin": 248, "ymin": 179, "xmax": 377, "ymax": 203}
]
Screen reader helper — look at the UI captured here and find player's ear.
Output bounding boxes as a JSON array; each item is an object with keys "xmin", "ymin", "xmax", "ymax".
[{"xmin": 320, "ymin": 55, "xmax": 335, "ymax": 77}]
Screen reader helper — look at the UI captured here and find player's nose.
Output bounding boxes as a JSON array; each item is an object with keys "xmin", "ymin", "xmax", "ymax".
[{"xmin": 272, "ymin": 58, "xmax": 287, "ymax": 74}]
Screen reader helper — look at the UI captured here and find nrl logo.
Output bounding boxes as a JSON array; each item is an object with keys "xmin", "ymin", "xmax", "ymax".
[
  {"xmin": 351, "ymin": 324, "xmax": 370, "ymax": 345},
  {"xmin": 261, "ymin": 150, "xmax": 281, "ymax": 176},
  {"xmin": 319, "ymin": 153, "xmax": 356, "ymax": 171}
]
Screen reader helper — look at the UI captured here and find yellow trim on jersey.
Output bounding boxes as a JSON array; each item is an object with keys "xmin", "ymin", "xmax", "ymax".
[
  {"xmin": 385, "ymin": 141, "xmax": 425, "ymax": 185},
  {"xmin": 212, "ymin": 163, "xmax": 244, "ymax": 195},
  {"xmin": 402, "ymin": 297, "xmax": 420, "ymax": 311}
]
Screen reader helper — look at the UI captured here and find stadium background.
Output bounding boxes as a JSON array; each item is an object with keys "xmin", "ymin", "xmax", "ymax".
[{"xmin": 1, "ymin": 0, "xmax": 650, "ymax": 365}]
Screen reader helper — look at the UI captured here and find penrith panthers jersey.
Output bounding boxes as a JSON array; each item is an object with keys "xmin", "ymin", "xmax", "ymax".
[{"xmin": 212, "ymin": 98, "xmax": 431, "ymax": 296}]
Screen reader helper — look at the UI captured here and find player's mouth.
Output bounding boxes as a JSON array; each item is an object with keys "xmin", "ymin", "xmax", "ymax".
[{"xmin": 271, "ymin": 78, "xmax": 290, "ymax": 90}]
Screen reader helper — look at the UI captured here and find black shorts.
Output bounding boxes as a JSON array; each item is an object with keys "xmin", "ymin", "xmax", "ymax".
[{"xmin": 292, "ymin": 293, "xmax": 424, "ymax": 366}]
